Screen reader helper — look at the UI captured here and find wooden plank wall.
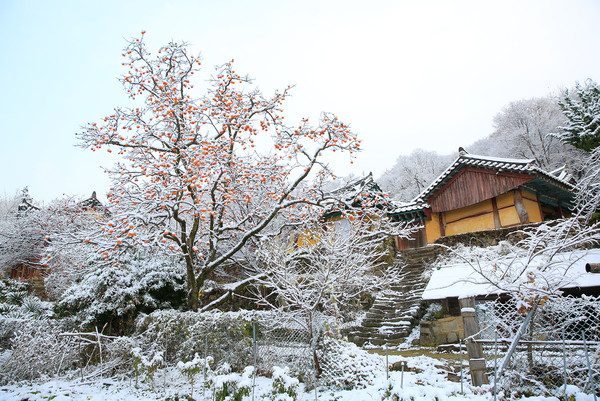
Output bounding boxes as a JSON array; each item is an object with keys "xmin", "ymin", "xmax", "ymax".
[{"xmin": 429, "ymin": 168, "xmax": 535, "ymax": 213}]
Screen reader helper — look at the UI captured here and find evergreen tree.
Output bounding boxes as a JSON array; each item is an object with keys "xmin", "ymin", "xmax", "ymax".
[{"xmin": 557, "ymin": 79, "xmax": 600, "ymax": 151}]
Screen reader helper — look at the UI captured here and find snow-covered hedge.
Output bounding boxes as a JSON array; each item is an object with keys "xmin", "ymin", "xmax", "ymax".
[
  {"xmin": 135, "ymin": 309, "xmax": 257, "ymax": 372},
  {"xmin": 56, "ymin": 251, "xmax": 186, "ymax": 331},
  {"xmin": 317, "ymin": 335, "xmax": 379, "ymax": 390},
  {"xmin": 0, "ymin": 318, "xmax": 78, "ymax": 383}
]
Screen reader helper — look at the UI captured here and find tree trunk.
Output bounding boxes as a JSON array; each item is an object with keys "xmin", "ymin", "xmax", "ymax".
[{"xmin": 185, "ymin": 257, "xmax": 199, "ymax": 311}]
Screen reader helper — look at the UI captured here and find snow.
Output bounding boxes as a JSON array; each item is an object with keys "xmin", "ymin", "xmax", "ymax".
[
  {"xmin": 461, "ymin": 153, "xmax": 534, "ymax": 165},
  {"xmin": 422, "ymin": 249, "xmax": 600, "ymax": 300},
  {"xmin": 2, "ymin": 351, "xmax": 594, "ymax": 401}
]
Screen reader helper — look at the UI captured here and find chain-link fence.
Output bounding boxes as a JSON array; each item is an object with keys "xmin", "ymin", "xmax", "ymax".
[
  {"xmin": 252, "ymin": 312, "xmax": 323, "ymax": 385},
  {"xmin": 474, "ymin": 295, "xmax": 600, "ymax": 397}
]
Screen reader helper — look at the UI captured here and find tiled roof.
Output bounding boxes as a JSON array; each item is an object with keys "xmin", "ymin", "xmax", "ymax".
[
  {"xmin": 413, "ymin": 153, "xmax": 573, "ymax": 203},
  {"xmin": 323, "ymin": 173, "xmax": 392, "ymax": 215},
  {"xmin": 389, "ymin": 152, "xmax": 574, "ymax": 216},
  {"xmin": 391, "ymin": 201, "xmax": 429, "ymax": 214}
]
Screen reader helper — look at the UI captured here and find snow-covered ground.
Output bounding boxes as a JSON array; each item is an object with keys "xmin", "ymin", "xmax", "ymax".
[{"xmin": 2, "ymin": 349, "xmax": 595, "ymax": 401}]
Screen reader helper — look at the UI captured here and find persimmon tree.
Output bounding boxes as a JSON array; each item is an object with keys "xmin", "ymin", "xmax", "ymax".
[{"xmin": 77, "ymin": 34, "xmax": 360, "ymax": 311}]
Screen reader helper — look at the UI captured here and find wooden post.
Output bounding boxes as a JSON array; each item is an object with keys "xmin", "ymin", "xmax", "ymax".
[
  {"xmin": 513, "ymin": 190, "xmax": 530, "ymax": 224},
  {"xmin": 459, "ymin": 297, "xmax": 489, "ymax": 386},
  {"xmin": 438, "ymin": 212, "xmax": 446, "ymax": 238},
  {"xmin": 491, "ymin": 197, "xmax": 501, "ymax": 229}
]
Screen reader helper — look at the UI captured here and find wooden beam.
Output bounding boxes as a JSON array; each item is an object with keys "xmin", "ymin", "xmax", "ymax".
[
  {"xmin": 513, "ymin": 190, "xmax": 530, "ymax": 224},
  {"xmin": 491, "ymin": 197, "xmax": 501, "ymax": 228}
]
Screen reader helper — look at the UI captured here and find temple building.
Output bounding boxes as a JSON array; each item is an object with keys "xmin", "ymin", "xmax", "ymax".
[{"xmin": 391, "ymin": 150, "xmax": 575, "ymax": 250}]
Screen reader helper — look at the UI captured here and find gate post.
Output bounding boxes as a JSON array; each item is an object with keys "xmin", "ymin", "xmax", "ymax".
[{"xmin": 459, "ymin": 297, "xmax": 489, "ymax": 386}]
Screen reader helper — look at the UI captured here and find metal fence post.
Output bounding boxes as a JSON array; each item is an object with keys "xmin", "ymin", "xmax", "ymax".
[
  {"xmin": 582, "ymin": 330, "xmax": 598, "ymax": 401},
  {"xmin": 203, "ymin": 336, "xmax": 208, "ymax": 400},
  {"xmin": 252, "ymin": 321, "xmax": 257, "ymax": 401},
  {"xmin": 498, "ymin": 305, "xmax": 537, "ymax": 378},
  {"xmin": 562, "ymin": 330, "xmax": 567, "ymax": 398},
  {"xmin": 401, "ymin": 361, "xmax": 405, "ymax": 388},
  {"xmin": 459, "ymin": 339, "xmax": 464, "ymax": 395},
  {"xmin": 385, "ymin": 345, "xmax": 389, "ymax": 381},
  {"xmin": 312, "ymin": 342, "xmax": 318, "ymax": 401},
  {"xmin": 493, "ymin": 330, "xmax": 498, "ymax": 401}
]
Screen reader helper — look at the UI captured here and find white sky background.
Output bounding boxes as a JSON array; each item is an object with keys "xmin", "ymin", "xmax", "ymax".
[{"xmin": 1, "ymin": 0, "xmax": 599, "ymax": 204}]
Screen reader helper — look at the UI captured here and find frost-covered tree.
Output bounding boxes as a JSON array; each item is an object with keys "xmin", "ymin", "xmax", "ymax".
[
  {"xmin": 0, "ymin": 189, "xmax": 46, "ymax": 278},
  {"xmin": 253, "ymin": 211, "xmax": 411, "ymax": 374},
  {"xmin": 378, "ymin": 149, "xmax": 452, "ymax": 201},
  {"xmin": 572, "ymin": 145, "xmax": 600, "ymax": 222},
  {"xmin": 489, "ymin": 97, "xmax": 577, "ymax": 171},
  {"xmin": 557, "ymin": 79, "xmax": 600, "ymax": 152},
  {"xmin": 77, "ymin": 34, "xmax": 360, "ymax": 311}
]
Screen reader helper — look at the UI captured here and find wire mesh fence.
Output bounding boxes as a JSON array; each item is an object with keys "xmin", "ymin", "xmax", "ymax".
[
  {"xmin": 474, "ymin": 295, "xmax": 600, "ymax": 397},
  {"xmin": 252, "ymin": 312, "xmax": 317, "ymax": 384}
]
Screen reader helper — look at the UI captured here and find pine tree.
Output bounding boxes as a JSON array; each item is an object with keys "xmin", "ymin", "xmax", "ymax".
[{"xmin": 557, "ymin": 79, "xmax": 600, "ymax": 151}]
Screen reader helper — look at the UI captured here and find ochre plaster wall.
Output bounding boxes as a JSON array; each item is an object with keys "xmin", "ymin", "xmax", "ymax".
[
  {"xmin": 425, "ymin": 213, "xmax": 442, "ymax": 244},
  {"xmin": 522, "ymin": 191, "xmax": 543, "ymax": 222},
  {"xmin": 444, "ymin": 199, "xmax": 495, "ymax": 237},
  {"xmin": 496, "ymin": 192, "xmax": 514, "ymax": 209},
  {"xmin": 423, "ymin": 190, "xmax": 546, "ymax": 244}
]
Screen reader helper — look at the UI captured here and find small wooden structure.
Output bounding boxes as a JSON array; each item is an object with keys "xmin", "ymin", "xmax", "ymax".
[{"xmin": 391, "ymin": 150, "xmax": 575, "ymax": 249}]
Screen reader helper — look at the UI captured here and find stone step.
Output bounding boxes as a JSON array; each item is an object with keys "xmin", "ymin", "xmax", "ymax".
[{"xmin": 346, "ymin": 249, "xmax": 439, "ymax": 347}]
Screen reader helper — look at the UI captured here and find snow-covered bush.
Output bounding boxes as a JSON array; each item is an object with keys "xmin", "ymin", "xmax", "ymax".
[
  {"xmin": 317, "ymin": 336, "xmax": 378, "ymax": 390},
  {"xmin": 135, "ymin": 309, "xmax": 254, "ymax": 371},
  {"xmin": 0, "ymin": 318, "xmax": 78, "ymax": 383},
  {"xmin": 268, "ymin": 366, "xmax": 299, "ymax": 401},
  {"xmin": 435, "ymin": 240, "xmax": 518, "ymax": 266},
  {"xmin": 421, "ymin": 302, "xmax": 445, "ymax": 321},
  {"xmin": 177, "ymin": 353, "xmax": 212, "ymax": 397},
  {"xmin": 209, "ymin": 365, "xmax": 252, "ymax": 401},
  {"xmin": 0, "ymin": 279, "xmax": 29, "ymax": 303},
  {"xmin": 56, "ymin": 251, "xmax": 186, "ymax": 332},
  {"xmin": 131, "ymin": 347, "xmax": 163, "ymax": 388},
  {"xmin": 0, "ymin": 280, "xmax": 54, "ymax": 349}
]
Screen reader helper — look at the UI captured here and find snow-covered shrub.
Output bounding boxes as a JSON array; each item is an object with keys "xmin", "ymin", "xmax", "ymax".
[
  {"xmin": 177, "ymin": 353, "xmax": 212, "ymax": 398},
  {"xmin": 0, "ymin": 294, "xmax": 53, "ymax": 321},
  {"xmin": 56, "ymin": 251, "xmax": 186, "ymax": 332},
  {"xmin": 421, "ymin": 302, "xmax": 445, "ymax": 321},
  {"xmin": 268, "ymin": 366, "xmax": 299, "ymax": 401},
  {"xmin": 435, "ymin": 240, "xmax": 519, "ymax": 266},
  {"xmin": 208, "ymin": 365, "xmax": 252, "ymax": 401},
  {"xmin": 135, "ymin": 309, "xmax": 254, "ymax": 371},
  {"xmin": 0, "ymin": 279, "xmax": 29, "ymax": 303},
  {"xmin": 0, "ymin": 281, "xmax": 54, "ymax": 345},
  {"xmin": 317, "ymin": 335, "xmax": 378, "ymax": 390},
  {"xmin": 0, "ymin": 318, "xmax": 78, "ymax": 383},
  {"xmin": 131, "ymin": 347, "xmax": 163, "ymax": 388}
]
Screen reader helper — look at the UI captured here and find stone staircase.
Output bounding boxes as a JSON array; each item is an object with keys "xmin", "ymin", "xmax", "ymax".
[{"xmin": 346, "ymin": 246, "xmax": 445, "ymax": 346}]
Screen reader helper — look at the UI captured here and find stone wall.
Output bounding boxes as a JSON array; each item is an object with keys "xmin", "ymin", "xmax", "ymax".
[{"xmin": 419, "ymin": 316, "xmax": 464, "ymax": 345}]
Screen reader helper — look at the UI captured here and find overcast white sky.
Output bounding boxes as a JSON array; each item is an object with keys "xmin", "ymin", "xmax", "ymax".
[{"xmin": 1, "ymin": 0, "xmax": 599, "ymax": 204}]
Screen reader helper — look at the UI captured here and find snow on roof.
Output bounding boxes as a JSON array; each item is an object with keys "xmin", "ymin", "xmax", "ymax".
[
  {"xmin": 323, "ymin": 172, "xmax": 392, "ymax": 214},
  {"xmin": 422, "ymin": 248, "xmax": 600, "ymax": 300},
  {"xmin": 412, "ymin": 152, "xmax": 573, "ymax": 204},
  {"xmin": 391, "ymin": 201, "xmax": 429, "ymax": 214}
]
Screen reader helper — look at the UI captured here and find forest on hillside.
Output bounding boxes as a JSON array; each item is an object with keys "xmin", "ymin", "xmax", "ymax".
[{"xmin": 378, "ymin": 87, "xmax": 595, "ymax": 202}]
